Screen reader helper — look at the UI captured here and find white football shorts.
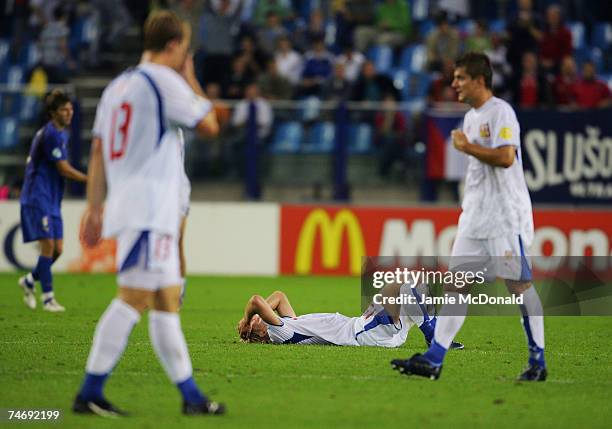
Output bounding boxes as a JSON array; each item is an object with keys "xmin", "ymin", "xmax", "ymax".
[
  {"xmin": 116, "ymin": 230, "xmax": 181, "ymax": 290},
  {"xmin": 449, "ymin": 234, "xmax": 532, "ymax": 282}
]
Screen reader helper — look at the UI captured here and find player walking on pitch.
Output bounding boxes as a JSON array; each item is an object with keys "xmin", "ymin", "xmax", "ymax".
[
  {"xmin": 391, "ymin": 52, "xmax": 547, "ymax": 381},
  {"xmin": 73, "ymin": 11, "xmax": 224, "ymax": 416},
  {"xmin": 19, "ymin": 90, "xmax": 87, "ymax": 312}
]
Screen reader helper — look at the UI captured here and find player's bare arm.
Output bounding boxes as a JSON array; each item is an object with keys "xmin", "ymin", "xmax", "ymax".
[
  {"xmin": 265, "ymin": 291, "xmax": 297, "ymax": 317},
  {"xmin": 452, "ymin": 130, "xmax": 515, "ymax": 168},
  {"xmin": 181, "ymin": 54, "xmax": 219, "ymax": 137},
  {"xmin": 81, "ymin": 137, "xmax": 106, "ymax": 247},
  {"xmin": 55, "ymin": 160, "xmax": 87, "ymax": 182},
  {"xmin": 238, "ymin": 295, "xmax": 282, "ymax": 339}
]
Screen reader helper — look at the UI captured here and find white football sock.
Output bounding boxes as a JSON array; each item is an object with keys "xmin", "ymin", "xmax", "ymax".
[
  {"xmin": 433, "ymin": 292, "xmax": 468, "ymax": 349},
  {"xmin": 149, "ymin": 310, "xmax": 193, "ymax": 383},
  {"xmin": 520, "ymin": 286, "xmax": 545, "ymax": 348},
  {"xmin": 86, "ymin": 299, "xmax": 140, "ymax": 374}
]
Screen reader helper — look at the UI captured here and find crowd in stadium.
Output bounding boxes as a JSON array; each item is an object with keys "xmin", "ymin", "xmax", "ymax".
[{"xmin": 1, "ymin": 0, "xmax": 611, "ymax": 109}]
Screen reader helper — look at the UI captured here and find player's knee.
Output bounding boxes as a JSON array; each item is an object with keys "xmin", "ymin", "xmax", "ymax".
[{"xmin": 272, "ymin": 291, "xmax": 286, "ymax": 299}]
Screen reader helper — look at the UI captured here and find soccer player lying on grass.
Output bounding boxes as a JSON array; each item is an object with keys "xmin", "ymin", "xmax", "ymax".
[{"xmin": 238, "ymin": 284, "xmax": 464, "ymax": 348}]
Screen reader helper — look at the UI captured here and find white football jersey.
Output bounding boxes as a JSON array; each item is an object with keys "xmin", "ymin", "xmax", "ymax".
[
  {"xmin": 457, "ymin": 96, "xmax": 534, "ymax": 244},
  {"xmin": 266, "ymin": 304, "xmax": 411, "ymax": 347},
  {"xmin": 92, "ymin": 63, "xmax": 211, "ymax": 238}
]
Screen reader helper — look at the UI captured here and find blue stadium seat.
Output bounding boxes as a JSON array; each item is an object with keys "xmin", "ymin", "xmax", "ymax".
[
  {"xmin": 490, "ymin": 19, "xmax": 506, "ymax": 34},
  {"xmin": 592, "ymin": 22, "xmax": 612, "ymax": 49},
  {"xmin": 367, "ymin": 45, "xmax": 393, "ymax": 74},
  {"xmin": 299, "ymin": 96, "xmax": 322, "ymax": 122},
  {"xmin": 270, "ymin": 121, "xmax": 303, "ymax": 154},
  {"xmin": 19, "ymin": 42, "xmax": 40, "ymax": 67},
  {"xmin": 391, "ymin": 69, "xmax": 408, "ymax": 92},
  {"xmin": 19, "ymin": 95, "xmax": 40, "ymax": 121},
  {"xmin": 575, "ymin": 46, "xmax": 604, "ymax": 72},
  {"xmin": 457, "ymin": 20, "xmax": 475, "ymax": 36},
  {"xmin": 568, "ymin": 22, "xmax": 586, "ymax": 49},
  {"xmin": 398, "ymin": 44, "xmax": 426, "ymax": 72},
  {"xmin": 302, "ymin": 121, "xmax": 334, "ymax": 153},
  {"xmin": 0, "ymin": 39, "xmax": 9, "ymax": 68},
  {"xmin": 0, "ymin": 117, "xmax": 19, "ymax": 150},
  {"xmin": 0, "ymin": 92, "xmax": 21, "ymax": 116},
  {"xmin": 1, "ymin": 65, "xmax": 25, "ymax": 89},
  {"xmin": 418, "ymin": 20, "xmax": 435, "ymax": 39},
  {"xmin": 401, "ymin": 72, "xmax": 431, "ymax": 100},
  {"xmin": 348, "ymin": 123, "xmax": 373, "ymax": 154}
]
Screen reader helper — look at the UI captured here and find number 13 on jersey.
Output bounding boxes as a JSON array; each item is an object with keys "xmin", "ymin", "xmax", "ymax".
[{"xmin": 110, "ymin": 102, "xmax": 132, "ymax": 160}]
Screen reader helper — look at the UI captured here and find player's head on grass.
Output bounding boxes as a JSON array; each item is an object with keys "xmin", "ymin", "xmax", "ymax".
[
  {"xmin": 143, "ymin": 10, "xmax": 191, "ymax": 72},
  {"xmin": 239, "ymin": 315, "xmax": 271, "ymax": 344},
  {"xmin": 44, "ymin": 89, "xmax": 73, "ymax": 130},
  {"xmin": 452, "ymin": 52, "xmax": 493, "ymax": 107}
]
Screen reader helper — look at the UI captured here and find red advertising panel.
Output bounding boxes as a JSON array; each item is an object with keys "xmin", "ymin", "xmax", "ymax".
[{"xmin": 280, "ymin": 205, "xmax": 612, "ymax": 276}]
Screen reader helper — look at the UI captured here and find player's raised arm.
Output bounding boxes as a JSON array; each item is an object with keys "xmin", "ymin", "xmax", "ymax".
[
  {"xmin": 266, "ymin": 291, "xmax": 297, "ymax": 318},
  {"xmin": 180, "ymin": 53, "xmax": 219, "ymax": 137},
  {"xmin": 451, "ymin": 129, "xmax": 515, "ymax": 168}
]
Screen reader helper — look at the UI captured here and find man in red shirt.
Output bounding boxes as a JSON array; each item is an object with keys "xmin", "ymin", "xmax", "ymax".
[
  {"xmin": 574, "ymin": 62, "xmax": 611, "ymax": 109},
  {"xmin": 536, "ymin": 5, "xmax": 572, "ymax": 75},
  {"xmin": 552, "ymin": 56, "xmax": 578, "ymax": 106}
]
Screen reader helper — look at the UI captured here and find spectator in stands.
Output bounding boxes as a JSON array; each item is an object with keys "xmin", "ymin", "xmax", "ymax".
[
  {"xmin": 89, "ymin": 0, "xmax": 131, "ymax": 63},
  {"xmin": 353, "ymin": 0, "xmax": 411, "ymax": 51},
  {"xmin": 465, "ymin": 20, "xmax": 492, "ymax": 53},
  {"xmin": 231, "ymin": 82, "xmax": 274, "ymax": 140},
  {"xmin": 293, "ymin": 8, "xmax": 327, "ymax": 53},
  {"xmin": 333, "ymin": 0, "xmax": 377, "ymax": 52},
  {"xmin": 254, "ymin": 0, "xmax": 292, "ymax": 26},
  {"xmin": 335, "ymin": 44, "xmax": 366, "ymax": 83},
  {"xmin": 506, "ymin": 0, "xmax": 542, "ymax": 80},
  {"xmin": 29, "ymin": 0, "xmax": 62, "ymax": 37},
  {"xmin": 374, "ymin": 94, "xmax": 407, "ymax": 177},
  {"xmin": 511, "ymin": 51, "xmax": 552, "ymax": 108},
  {"xmin": 321, "ymin": 62, "xmax": 352, "ymax": 101},
  {"xmin": 552, "ymin": 56, "xmax": 578, "ymax": 106},
  {"xmin": 573, "ymin": 61, "xmax": 611, "ymax": 109},
  {"xmin": 256, "ymin": 10, "xmax": 289, "ymax": 56},
  {"xmin": 237, "ymin": 34, "xmax": 267, "ymax": 76},
  {"xmin": 257, "ymin": 58, "xmax": 293, "ymax": 100},
  {"xmin": 485, "ymin": 32, "xmax": 512, "ymax": 99},
  {"xmin": 427, "ymin": 58, "xmax": 458, "ymax": 104},
  {"xmin": 38, "ymin": 6, "xmax": 73, "ymax": 83},
  {"xmin": 200, "ymin": 0, "xmax": 241, "ymax": 86},
  {"xmin": 536, "ymin": 4, "xmax": 572, "ymax": 75},
  {"xmin": 351, "ymin": 60, "xmax": 398, "ymax": 102},
  {"xmin": 425, "ymin": 11, "xmax": 460, "ymax": 72},
  {"xmin": 223, "ymin": 55, "xmax": 257, "ymax": 99},
  {"xmin": 298, "ymin": 37, "xmax": 334, "ymax": 97},
  {"xmin": 274, "ymin": 36, "xmax": 303, "ymax": 85}
]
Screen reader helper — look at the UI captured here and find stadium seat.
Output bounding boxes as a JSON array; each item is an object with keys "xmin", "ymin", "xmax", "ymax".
[
  {"xmin": 270, "ymin": 121, "xmax": 303, "ymax": 154},
  {"xmin": 392, "ymin": 69, "xmax": 408, "ymax": 92},
  {"xmin": 367, "ymin": 45, "xmax": 393, "ymax": 74},
  {"xmin": 300, "ymin": 96, "xmax": 322, "ymax": 122},
  {"xmin": 417, "ymin": 20, "xmax": 435, "ymax": 39},
  {"xmin": 592, "ymin": 22, "xmax": 612, "ymax": 49},
  {"xmin": 19, "ymin": 95, "xmax": 39, "ymax": 121},
  {"xmin": 568, "ymin": 22, "xmax": 586, "ymax": 49},
  {"xmin": 398, "ymin": 44, "xmax": 426, "ymax": 72},
  {"xmin": 490, "ymin": 19, "xmax": 506, "ymax": 34},
  {"xmin": 19, "ymin": 42, "xmax": 40, "ymax": 67},
  {"xmin": 302, "ymin": 121, "xmax": 334, "ymax": 153},
  {"xmin": 1, "ymin": 65, "xmax": 24, "ymax": 89},
  {"xmin": 457, "ymin": 20, "xmax": 475, "ymax": 36},
  {"xmin": 0, "ymin": 39, "xmax": 9, "ymax": 67},
  {"xmin": 575, "ymin": 46, "xmax": 604, "ymax": 72},
  {"xmin": 0, "ymin": 117, "xmax": 19, "ymax": 150},
  {"xmin": 401, "ymin": 72, "xmax": 431, "ymax": 100},
  {"xmin": 348, "ymin": 122, "xmax": 373, "ymax": 154}
]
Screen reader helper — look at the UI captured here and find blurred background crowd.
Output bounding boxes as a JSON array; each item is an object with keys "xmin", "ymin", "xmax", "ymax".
[{"xmin": 0, "ymin": 0, "xmax": 611, "ymax": 202}]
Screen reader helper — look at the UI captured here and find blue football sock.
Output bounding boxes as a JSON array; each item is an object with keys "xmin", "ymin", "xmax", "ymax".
[
  {"xmin": 177, "ymin": 377, "xmax": 207, "ymax": 406},
  {"xmin": 422, "ymin": 340, "xmax": 447, "ymax": 367},
  {"xmin": 419, "ymin": 319, "xmax": 435, "ymax": 344},
  {"xmin": 34, "ymin": 256, "xmax": 53, "ymax": 296},
  {"xmin": 78, "ymin": 373, "xmax": 109, "ymax": 401},
  {"xmin": 522, "ymin": 315, "xmax": 546, "ymax": 367}
]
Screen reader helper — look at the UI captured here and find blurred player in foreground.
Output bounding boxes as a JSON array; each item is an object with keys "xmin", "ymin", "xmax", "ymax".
[
  {"xmin": 391, "ymin": 53, "xmax": 546, "ymax": 381},
  {"xmin": 19, "ymin": 90, "xmax": 87, "ymax": 312},
  {"xmin": 73, "ymin": 11, "xmax": 224, "ymax": 417},
  {"xmin": 239, "ymin": 286, "xmax": 464, "ymax": 349}
]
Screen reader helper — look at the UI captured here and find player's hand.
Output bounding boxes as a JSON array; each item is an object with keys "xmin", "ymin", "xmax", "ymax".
[
  {"xmin": 451, "ymin": 129, "xmax": 469, "ymax": 152},
  {"xmin": 180, "ymin": 53, "xmax": 196, "ymax": 82},
  {"xmin": 81, "ymin": 208, "xmax": 103, "ymax": 248},
  {"xmin": 238, "ymin": 317, "xmax": 250, "ymax": 339}
]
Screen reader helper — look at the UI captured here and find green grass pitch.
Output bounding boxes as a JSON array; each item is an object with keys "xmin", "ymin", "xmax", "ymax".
[{"xmin": 1, "ymin": 273, "xmax": 611, "ymax": 429}]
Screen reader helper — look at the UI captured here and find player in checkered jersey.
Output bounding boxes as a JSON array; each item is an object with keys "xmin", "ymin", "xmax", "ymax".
[
  {"xmin": 19, "ymin": 90, "xmax": 88, "ymax": 312},
  {"xmin": 73, "ymin": 11, "xmax": 224, "ymax": 417},
  {"xmin": 392, "ymin": 53, "xmax": 546, "ymax": 382}
]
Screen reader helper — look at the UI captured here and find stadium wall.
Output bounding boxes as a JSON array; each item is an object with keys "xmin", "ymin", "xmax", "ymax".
[{"xmin": 1, "ymin": 202, "xmax": 610, "ymax": 275}]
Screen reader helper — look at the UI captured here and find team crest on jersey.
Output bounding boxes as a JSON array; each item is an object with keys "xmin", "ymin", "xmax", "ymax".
[
  {"xmin": 52, "ymin": 148, "xmax": 62, "ymax": 159},
  {"xmin": 42, "ymin": 216, "xmax": 49, "ymax": 232},
  {"xmin": 479, "ymin": 123, "xmax": 491, "ymax": 138}
]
